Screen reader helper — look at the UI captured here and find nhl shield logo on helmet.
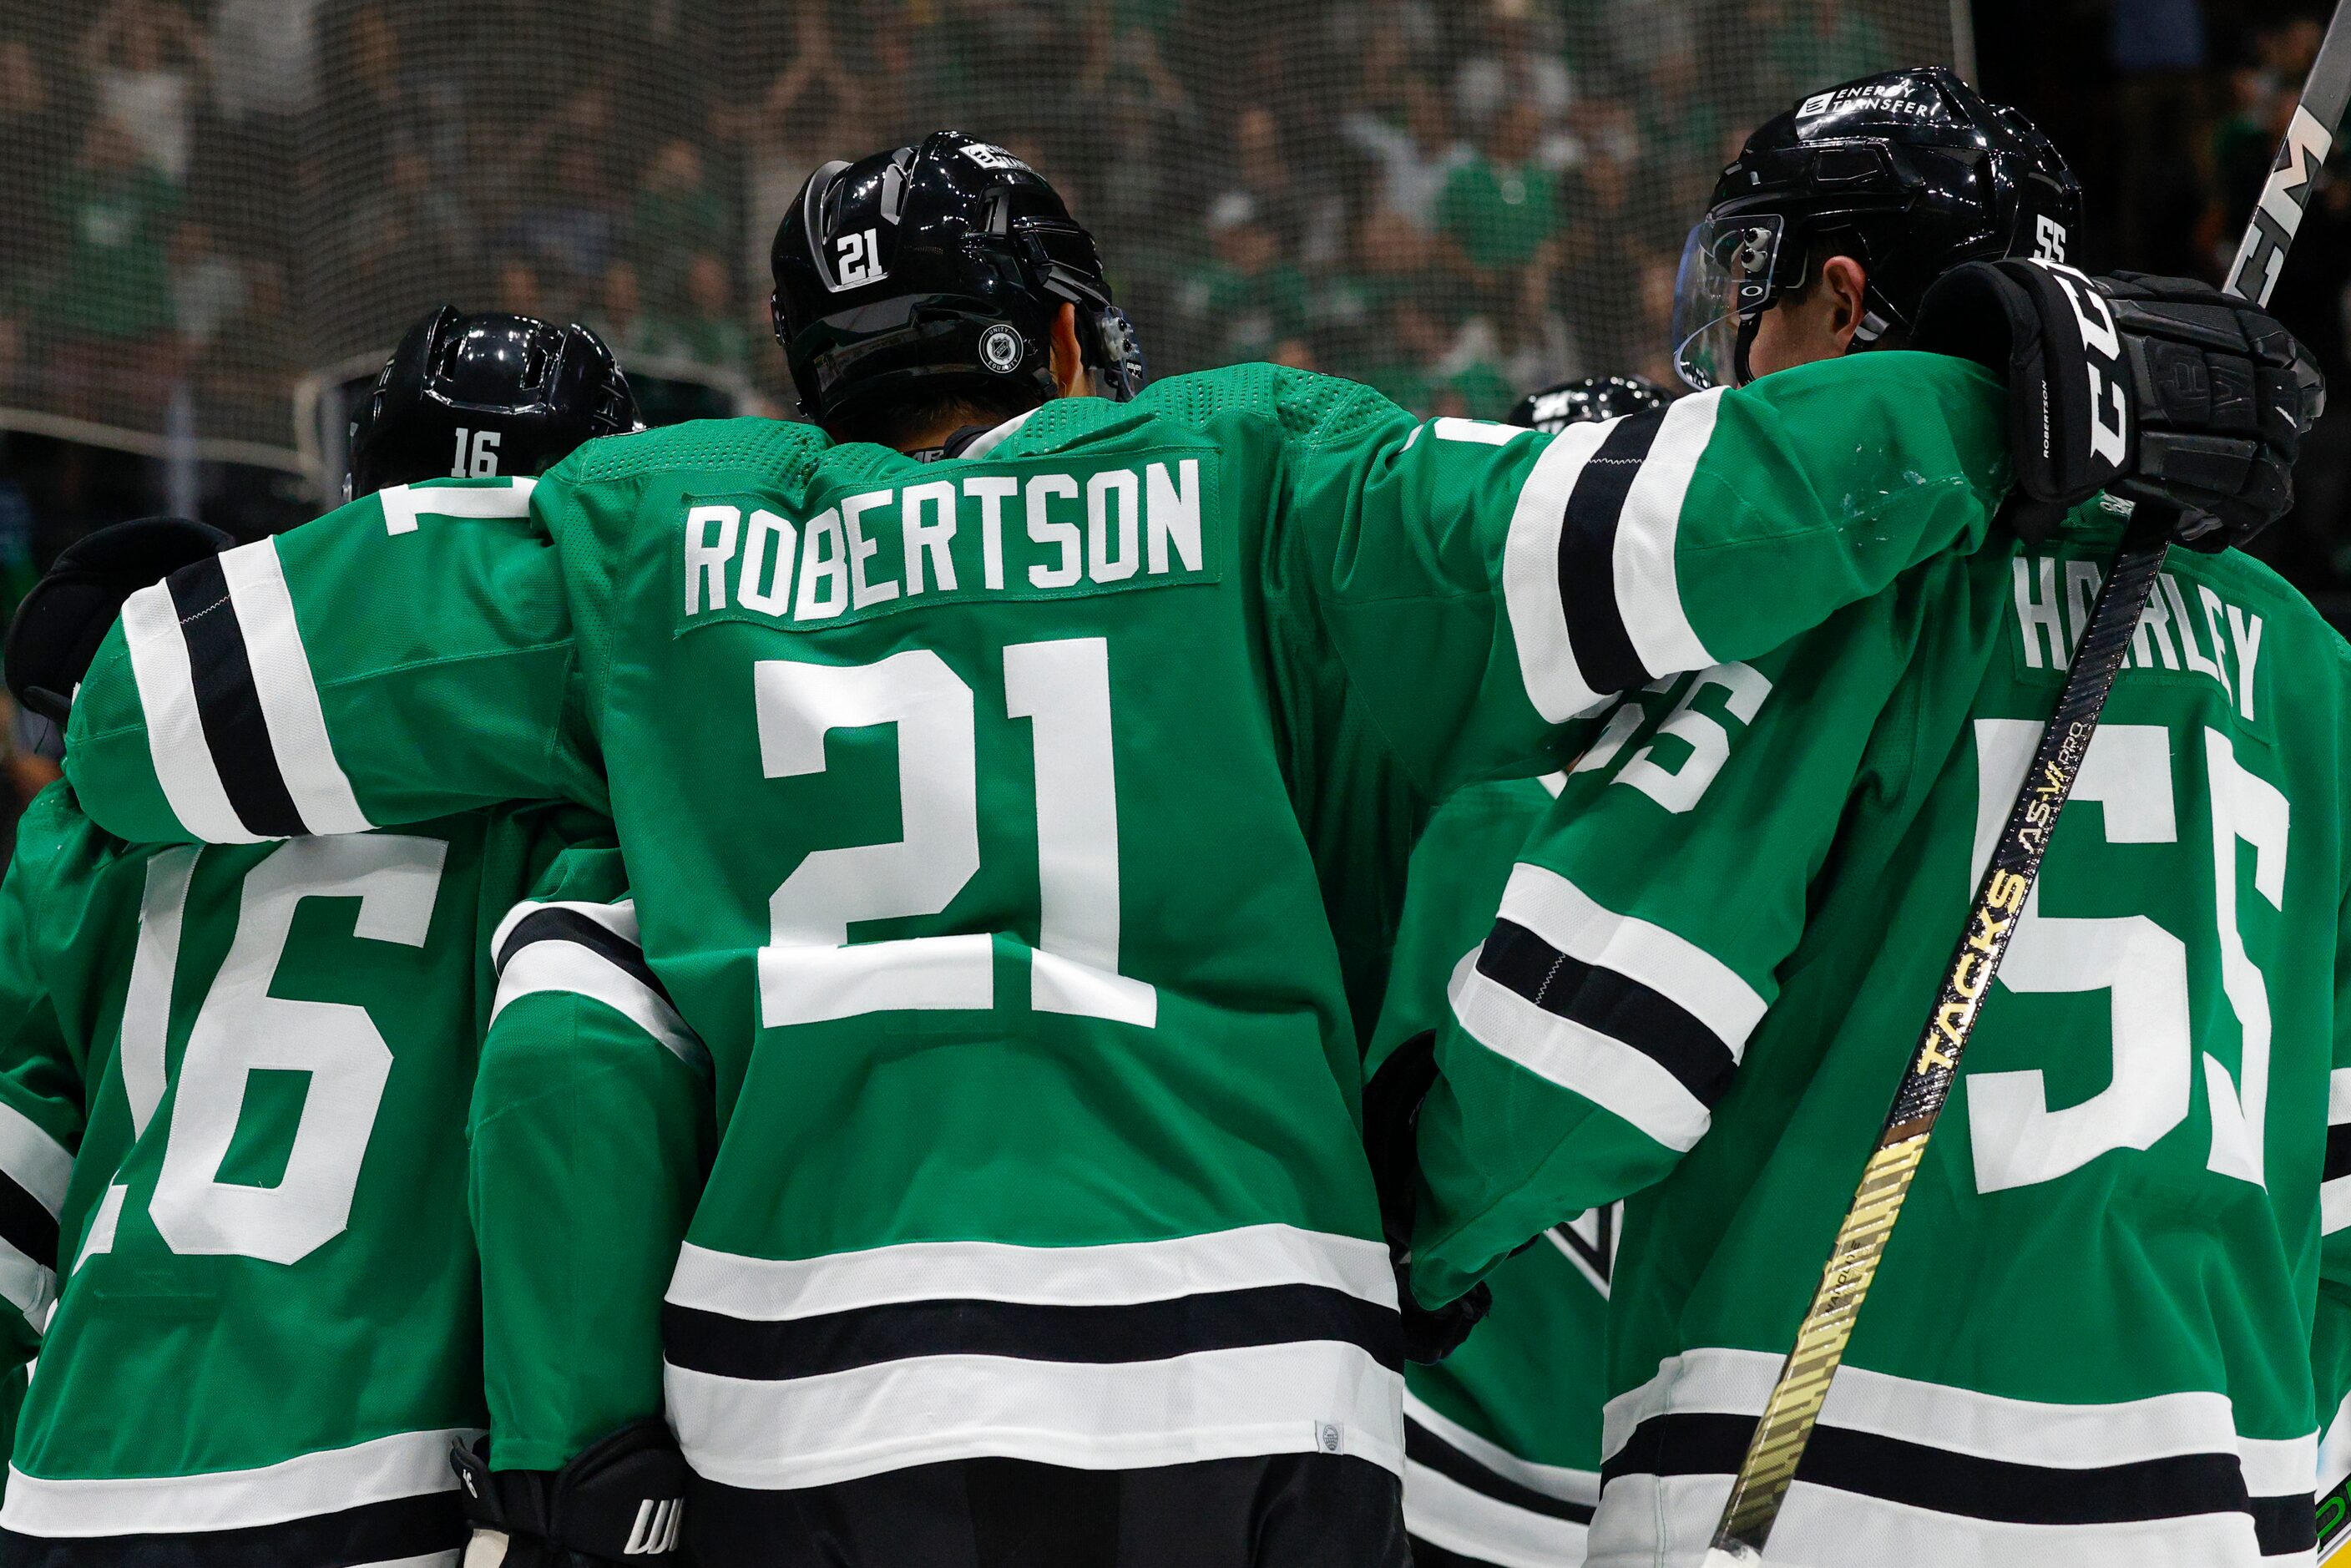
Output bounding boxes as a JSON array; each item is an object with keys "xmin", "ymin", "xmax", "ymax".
[{"xmin": 980, "ymin": 325, "xmax": 1024, "ymax": 375}]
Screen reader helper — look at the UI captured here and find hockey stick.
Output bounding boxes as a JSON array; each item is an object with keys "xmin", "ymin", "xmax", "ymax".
[{"xmin": 1704, "ymin": 14, "xmax": 2351, "ymax": 1561}]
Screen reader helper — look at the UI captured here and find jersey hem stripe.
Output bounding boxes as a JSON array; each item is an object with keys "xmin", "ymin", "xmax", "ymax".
[
  {"xmin": 665, "ymin": 1224, "xmax": 1397, "ymax": 1320},
  {"xmin": 1401, "ymin": 1392, "xmax": 1601, "ymax": 1508},
  {"xmin": 1403, "ymin": 1464, "xmax": 1592, "ymax": 1568},
  {"xmin": 664, "ymin": 1280, "xmax": 1404, "ymax": 1381},
  {"xmin": 1403, "ymin": 1414, "xmax": 1595, "ymax": 1522},
  {"xmin": 1585, "ymin": 1470, "xmax": 2282, "ymax": 1568},
  {"xmin": 0, "ymin": 1428, "xmax": 480, "ymax": 1536},
  {"xmin": 0, "ymin": 1492, "xmax": 465, "ymax": 1565},
  {"xmin": 665, "ymin": 1341, "xmax": 1404, "ymax": 1490}
]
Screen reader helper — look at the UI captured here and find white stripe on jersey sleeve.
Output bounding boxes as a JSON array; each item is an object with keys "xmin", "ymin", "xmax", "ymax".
[
  {"xmin": 118, "ymin": 581, "xmax": 265, "ymax": 844},
  {"xmin": 491, "ymin": 938, "xmax": 702, "ymax": 1070},
  {"xmin": 1497, "ymin": 862, "xmax": 1767, "ymax": 1052},
  {"xmin": 2325, "ymin": 1067, "xmax": 2351, "ymax": 1236},
  {"xmin": 217, "ymin": 539, "xmax": 371, "ymax": 835},
  {"xmin": 492, "ymin": 895, "xmax": 645, "ymax": 953},
  {"xmin": 0, "ymin": 1426, "xmax": 478, "ymax": 1535},
  {"xmin": 665, "ymin": 1339, "xmax": 1403, "ymax": 1491},
  {"xmin": 665, "ymin": 1223, "xmax": 1398, "ymax": 1322},
  {"xmin": 0, "ymin": 1100, "xmax": 72, "ymax": 1218},
  {"xmin": 1611, "ymin": 387, "xmax": 1722, "ymax": 680},
  {"xmin": 377, "ymin": 478, "xmax": 536, "ymax": 536},
  {"xmin": 1448, "ymin": 947, "xmax": 1712, "ymax": 1153},
  {"xmin": 1501, "ymin": 419, "xmax": 1615, "ymax": 723}
]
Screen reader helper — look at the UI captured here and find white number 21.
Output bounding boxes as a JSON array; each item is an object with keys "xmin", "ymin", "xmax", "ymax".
[{"xmin": 755, "ymin": 638, "xmax": 1156, "ymax": 1030}]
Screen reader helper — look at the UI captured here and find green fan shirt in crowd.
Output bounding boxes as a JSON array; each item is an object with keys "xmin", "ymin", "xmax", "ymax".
[{"xmin": 58, "ymin": 356, "xmax": 2012, "ymax": 1496}]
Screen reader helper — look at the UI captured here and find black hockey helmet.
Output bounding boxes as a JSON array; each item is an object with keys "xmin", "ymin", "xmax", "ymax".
[
  {"xmin": 1508, "ymin": 374, "xmax": 1672, "ymax": 433},
  {"xmin": 347, "ymin": 306, "xmax": 640, "ymax": 499},
  {"xmin": 770, "ymin": 130, "xmax": 1146, "ymax": 429},
  {"xmin": 1671, "ymin": 66, "xmax": 2082, "ymax": 390}
]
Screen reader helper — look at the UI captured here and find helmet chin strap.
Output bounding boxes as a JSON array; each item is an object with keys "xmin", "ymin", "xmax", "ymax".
[{"xmin": 1733, "ymin": 311, "xmax": 1765, "ymax": 387}]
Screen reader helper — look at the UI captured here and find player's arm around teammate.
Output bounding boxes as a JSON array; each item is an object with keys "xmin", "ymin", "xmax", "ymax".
[{"xmin": 459, "ymin": 847, "xmax": 712, "ymax": 1567}]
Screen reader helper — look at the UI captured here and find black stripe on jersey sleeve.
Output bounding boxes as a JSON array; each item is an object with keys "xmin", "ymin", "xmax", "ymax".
[
  {"xmin": 1555, "ymin": 410, "xmax": 1666, "ymax": 698},
  {"xmin": 165, "ymin": 556, "xmax": 304, "ymax": 839},
  {"xmin": 1602, "ymin": 1411, "xmax": 2276, "ymax": 1535},
  {"xmin": 0, "ymin": 1171, "xmax": 58, "ymax": 1274},
  {"xmin": 1477, "ymin": 918, "xmax": 1737, "ymax": 1107},
  {"xmin": 2249, "ymin": 1489, "xmax": 2320, "ymax": 1557},
  {"xmin": 1403, "ymin": 1415, "xmax": 1594, "ymax": 1524},
  {"xmin": 664, "ymin": 1282, "xmax": 1405, "ymax": 1381},
  {"xmin": 496, "ymin": 907, "xmax": 668, "ymax": 1001},
  {"xmin": 0, "ymin": 1489, "xmax": 463, "ymax": 1568},
  {"xmin": 2325, "ymin": 1120, "xmax": 2351, "ymax": 1185}
]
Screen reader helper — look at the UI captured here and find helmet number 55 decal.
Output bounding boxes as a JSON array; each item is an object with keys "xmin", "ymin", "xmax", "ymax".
[{"xmin": 836, "ymin": 228, "xmax": 885, "ymax": 288}]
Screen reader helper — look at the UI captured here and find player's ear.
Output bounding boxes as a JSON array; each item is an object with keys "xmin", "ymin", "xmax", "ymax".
[
  {"xmin": 1823, "ymin": 255, "xmax": 1870, "ymax": 352},
  {"xmin": 1049, "ymin": 303, "xmax": 1090, "ymax": 398}
]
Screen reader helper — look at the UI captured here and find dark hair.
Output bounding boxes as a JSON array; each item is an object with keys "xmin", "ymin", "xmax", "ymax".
[
  {"xmin": 1783, "ymin": 235, "xmax": 1914, "ymax": 351},
  {"xmin": 822, "ymin": 382, "xmax": 1042, "ymax": 450}
]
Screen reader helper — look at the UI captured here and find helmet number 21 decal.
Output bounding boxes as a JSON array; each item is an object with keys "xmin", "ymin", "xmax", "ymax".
[{"xmin": 836, "ymin": 228, "xmax": 886, "ymax": 288}]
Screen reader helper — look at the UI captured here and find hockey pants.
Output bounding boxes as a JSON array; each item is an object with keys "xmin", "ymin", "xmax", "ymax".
[{"xmin": 686, "ymin": 1451, "xmax": 1409, "ymax": 1567}]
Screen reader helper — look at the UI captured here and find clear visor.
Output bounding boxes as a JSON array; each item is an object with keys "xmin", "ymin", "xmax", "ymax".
[{"xmin": 1670, "ymin": 212, "xmax": 1787, "ymax": 392}]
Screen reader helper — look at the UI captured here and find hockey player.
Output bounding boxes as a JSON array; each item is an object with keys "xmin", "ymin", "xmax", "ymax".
[
  {"xmin": 1370, "ymin": 374, "xmax": 1672, "ymax": 1568},
  {"xmin": 1388, "ymin": 68, "xmax": 2334, "ymax": 1565},
  {"xmin": 22, "ymin": 126, "xmax": 2304, "ymax": 1567},
  {"xmin": 0, "ymin": 308, "xmax": 680, "ymax": 1568}
]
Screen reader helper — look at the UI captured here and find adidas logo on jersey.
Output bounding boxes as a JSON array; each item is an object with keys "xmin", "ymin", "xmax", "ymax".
[{"xmin": 624, "ymin": 1495, "xmax": 684, "ymax": 1555}]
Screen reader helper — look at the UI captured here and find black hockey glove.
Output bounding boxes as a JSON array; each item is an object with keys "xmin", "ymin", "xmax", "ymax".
[
  {"xmin": 4, "ymin": 516, "xmax": 233, "ymax": 727},
  {"xmin": 451, "ymin": 1421, "xmax": 688, "ymax": 1567},
  {"xmin": 1912, "ymin": 261, "xmax": 2323, "ymax": 550},
  {"xmin": 1362, "ymin": 1030, "xmax": 1491, "ymax": 1364}
]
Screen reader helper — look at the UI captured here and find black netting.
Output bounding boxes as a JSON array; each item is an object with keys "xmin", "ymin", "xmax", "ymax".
[{"xmin": 0, "ymin": 0, "xmax": 1959, "ymax": 471}]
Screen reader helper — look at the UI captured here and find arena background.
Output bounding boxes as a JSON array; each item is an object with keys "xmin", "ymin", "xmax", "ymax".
[{"xmin": 0, "ymin": 0, "xmax": 2338, "ymax": 825}]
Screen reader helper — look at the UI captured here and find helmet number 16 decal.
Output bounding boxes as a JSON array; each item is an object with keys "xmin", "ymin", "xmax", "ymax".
[{"xmin": 449, "ymin": 427, "xmax": 503, "ymax": 478}]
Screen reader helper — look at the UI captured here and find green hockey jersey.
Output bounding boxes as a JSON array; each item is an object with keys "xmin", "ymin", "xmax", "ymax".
[
  {"xmin": 0, "ymin": 785, "xmax": 599, "ymax": 1565},
  {"xmin": 1368, "ymin": 774, "xmax": 1608, "ymax": 1567},
  {"xmin": 59, "ymin": 356, "xmax": 2016, "ymax": 1490},
  {"xmin": 1414, "ymin": 505, "xmax": 2351, "ymax": 1565}
]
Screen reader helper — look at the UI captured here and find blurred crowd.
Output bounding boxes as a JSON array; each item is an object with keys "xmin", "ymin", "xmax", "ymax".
[
  {"xmin": 0, "ymin": 0, "xmax": 2348, "ymax": 847},
  {"xmin": 0, "ymin": 0, "xmax": 1934, "ymax": 452}
]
